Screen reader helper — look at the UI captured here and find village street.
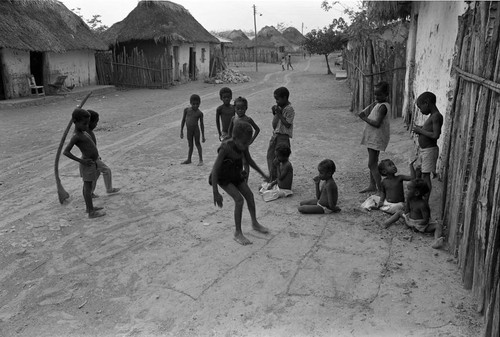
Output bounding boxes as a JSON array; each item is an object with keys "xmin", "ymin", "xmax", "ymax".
[{"xmin": 0, "ymin": 56, "xmax": 483, "ymax": 336}]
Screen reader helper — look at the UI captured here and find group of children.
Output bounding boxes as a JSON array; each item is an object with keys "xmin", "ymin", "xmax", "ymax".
[
  {"xmin": 64, "ymin": 81, "xmax": 444, "ymax": 248},
  {"xmin": 358, "ymin": 81, "xmax": 444, "ymax": 248}
]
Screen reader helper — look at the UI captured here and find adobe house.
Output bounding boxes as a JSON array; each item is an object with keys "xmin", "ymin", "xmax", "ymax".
[
  {"xmin": 102, "ymin": 0, "xmax": 219, "ymax": 84},
  {"xmin": 0, "ymin": 0, "xmax": 107, "ymax": 100}
]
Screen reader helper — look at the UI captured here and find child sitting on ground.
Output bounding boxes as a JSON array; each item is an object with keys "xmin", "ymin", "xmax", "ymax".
[
  {"xmin": 298, "ymin": 159, "xmax": 341, "ymax": 214},
  {"xmin": 260, "ymin": 145, "xmax": 293, "ymax": 202},
  {"xmin": 63, "ymin": 108, "xmax": 105, "ymax": 218},
  {"xmin": 210, "ymin": 121, "xmax": 270, "ymax": 246},
  {"xmin": 377, "ymin": 159, "xmax": 412, "ymax": 222},
  {"xmin": 215, "ymin": 87, "xmax": 235, "ymax": 142},
  {"xmin": 87, "ymin": 110, "xmax": 120, "ymax": 197},
  {"xmin": 383, "ymin": 178, "xmax": 444, "ymax": 249}
]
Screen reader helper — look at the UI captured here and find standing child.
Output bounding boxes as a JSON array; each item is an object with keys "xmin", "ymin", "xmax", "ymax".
[
  {"xmin": 280, "ymin": 56, "xmax": 285, "ymax": 71},
  {"xmin": 180, "ymin": 94, "xmax": 205, "ymax": 165},
  {"xmin": 227, "ymin": 96, "xmax": 260, "ymax": 179},
  {"xmin": 286, "ymin": 54, "xmax": 294, "ymax": 70},
  {"xmin": 210, "ymin": 121, "xmax": 270, "ymax": 245},
  {"xmin": 87, "ymin": 110, "xmax": 120, "ymax": 197},
  {"xmin": 298, "ymin": 159, "xmax": 341, "ymax": 214},
  {"xmin": 63, "ymin": 108, "xmax": 105, "ymax": 218},
  {"xmin": 411, "ymin": 91, "xmax": 443, "ymax": 201},
  {"xmin": 383, "ymin": 179, "xmax": 444, "ymax": 249},
  {"xmin": 215, "ymin": 87, "xmax": 235, "ymax": 141},
  {"xmin": 358, "ymin": 81, "xmax": 391, "ymax": 194},
  {"xmin": 267, "ymin": 87, "xmax": 295, "ymax": 182}
]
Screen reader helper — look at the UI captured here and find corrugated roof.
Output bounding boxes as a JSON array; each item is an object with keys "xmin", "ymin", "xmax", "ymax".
[
  {"xmin": 0, "ymin": 0, "xmax": 108, "ymax": 52},
  {"xmin": 102, "ymin": 0, "xmax": 219, "ymax": 45}
]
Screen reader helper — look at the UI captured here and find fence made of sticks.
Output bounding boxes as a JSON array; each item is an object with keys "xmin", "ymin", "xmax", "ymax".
[
  {"xmin": 224, "ymin": 46, "xmax": 280, "ymax": 64},
  {"xmin": 438, "ymin": 2, "xmax": 500, "ymax": 336},
  {"xmin": 96, "ymin": 48, "xmax": 172, "ymax": 88},
  {"xmin": 343, "ymin": 33, "xmax": 407, "ymax": 118}
]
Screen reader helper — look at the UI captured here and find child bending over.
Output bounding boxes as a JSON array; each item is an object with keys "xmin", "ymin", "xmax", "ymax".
[
  {"xmin": 63, "ymin": 108, "xmax": 105, "ymax": 218},
  {"xmin": 298, "ymin": 159, "xmax": 341, "ymax": 214},
  {"xmin": 87, "ymin": 110, "xmax": 120, "ymax": 197},
  {"xmin": 383, "ymin": 179, "xmax": 444, "ymax": 249},
  {"xmin": 180, "ymin": 94, "xmax": 205, "ymax": 166},
  {"xmin": 210, "ymin": 121, "xmax": 270, "ymax": 245},
  {"xmin": 215, "ymin": 87, "xmax": 235, "ymax": 141}
]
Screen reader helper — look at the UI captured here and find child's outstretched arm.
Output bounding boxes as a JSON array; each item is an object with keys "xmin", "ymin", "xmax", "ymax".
[
  {"xmin": 248, "ymin": 118, "xmax": 260, "ymax": 144},
  {"xmin": 180, "ymin": 108, "xmax": 187, "ymax": 138},
  {"xmin": 245, "ymin": 150, "xmax": 269, "ymax": 181}
]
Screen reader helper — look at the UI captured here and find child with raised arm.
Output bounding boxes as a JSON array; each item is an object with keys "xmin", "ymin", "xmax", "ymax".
[
  {"xmin": 215, "ymin": 87, "xmax": 235, "ymax": 141},
  {"xmin": 87, "ymin": 110, "xmax": 120, "ymax": 198},
  {"xmin": 358, "ymin": 81, "xmax": 390, "ymax": 194},
  {"xmin": 383, "ymin": 179, "xmax": 444, "ymax": 249},
  {"xmin": 411, "ymin": 91, "xmax": 443, "ymax": 200},
  {"xmin": 298, "ymin": 159, "xmax": 341, "ymax": 214},
  {"xmin": 180, "ymin": 94, "xmax": 205, "ymax": 166},
  {"xmin": 63, "ymin": 108, "xmax": 105, "ymax": 219},
  {"xmin": 227, "ymin": 96, "xmax": 260, "ymax": 178},
  {"xmin": 210, "ymin": 121, "xmax": 270, "ymax": 245}
]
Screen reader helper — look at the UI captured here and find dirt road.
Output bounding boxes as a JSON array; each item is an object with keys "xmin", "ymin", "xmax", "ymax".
[{"xmin": 0, "ymin": 56, "xmax": 482, "ymax": 336}]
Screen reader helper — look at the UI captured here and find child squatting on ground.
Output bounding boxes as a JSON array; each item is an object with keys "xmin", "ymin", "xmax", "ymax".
[
  {"xmin": 376, "ymin": 159, "xmax": 412, "ymax": 224},
  {"xmin": 358, "ymin": 81, "xmax": 391, "ymax": 194},
  {"xmin": 228, "ymin": 96, "xmax": 260, "ymax": 179},
  {"xmin": 210, "ymin": 121, "xmax": 270, "ymax": 246},
  {"xmin": 411, "ymin": 91, "xmax": 443, "ymax": 201},
  {"xmin": 260, "ymin": 144, "xmax": 293, "ymax": 202},
  {"xmin": 63, "ymin": 108, "xmax": 105, "ymax": 219},
  {"xmin": 87, "ymin": 110, "xmax": 120, "ymax": 197},
  {"xmin": 215, "ymin": 87, "xmax": 235, "ymax": 142},
  {"xmin": 383, "ymin": 178, "xmax": 445, "ymax": 249},
  {"xmin": 180, "ymin": 94, "xmax": 205, "ymax": 166},
  {"xmin": 298, "ymin": 159, "xmax": 341, "ymax": 214}
]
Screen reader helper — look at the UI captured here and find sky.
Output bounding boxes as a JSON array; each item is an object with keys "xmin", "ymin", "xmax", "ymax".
[{"xmin": 59, "ymin": 0, "xmax": 357, "ymax": 34}]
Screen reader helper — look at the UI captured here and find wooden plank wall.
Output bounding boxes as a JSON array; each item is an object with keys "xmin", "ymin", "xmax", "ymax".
[
  {"xmin": 343, "ymin": 32, "xmax": 407, "ymax": 118},
  {"xmin": 440, "ymin": 2, "xmax": 500, "ymax": 336},
  {"xmin": 224, "ymin": 46, "xmax": 280, "ymax": 64}
]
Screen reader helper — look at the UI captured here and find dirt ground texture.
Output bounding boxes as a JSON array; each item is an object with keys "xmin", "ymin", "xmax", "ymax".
[{"xmin": 0, "ymin": 56, "xmax": 483, "ymax": 336}]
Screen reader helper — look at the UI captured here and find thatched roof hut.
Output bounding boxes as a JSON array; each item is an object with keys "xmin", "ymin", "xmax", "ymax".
[
  {"xmin": 255, "ymin": 26, "xmax": 294, "ymax": 49},
  {"xmin": 227, "ymin": 30, "xmax": 250, "ymax": 41},
  {"xmin": 282, "ymin": 27, "xmax": 305, "ymax": 45},
  {"xmin": 102, "ymin": 0, "xmax": 219, "ymax": 45},
  {"xmin": 0, "ymin": 0, "xmax": 107, "ymax": 52}
]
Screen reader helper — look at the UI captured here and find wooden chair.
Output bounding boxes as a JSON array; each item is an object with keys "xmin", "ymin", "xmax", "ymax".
[
  {"xmin": 48, "ymin": 75, "xmax": 69, "ymax": 94},
  {"xmin": 28, "ymin": 75, "xmax": 45, "ymax": 96}
]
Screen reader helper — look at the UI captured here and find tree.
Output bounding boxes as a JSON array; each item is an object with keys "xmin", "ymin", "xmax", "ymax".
[
  {"xmin": 71, "ymin": 7, "xmax": 108, "ymax": 35},
  {"xmin": 302, "ymin": 18, "xmax": 348, "ymax": 74}
]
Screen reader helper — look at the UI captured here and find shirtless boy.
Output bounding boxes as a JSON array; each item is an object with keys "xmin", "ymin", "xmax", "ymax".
[
  {"xmin": 411, "ymin": 91, "xmax": 443, "ymax": 200},
  {"xmin": 180, "ymin": 94, "xmax": 205, "ymax": 165},
  {"xmin": 63, "ymin": 108, "xmax": 105, "ymax": 218},
  {"xmin": 215, "ymin": 87, "xmax": 235, "ymax": 141},
  {"xmin": 298, "ymin": 159, "xmax": 341, "ymax": 214},
  {"xmin": 268, "ymin": 145, "xmax": 293, "ymax": 190}
]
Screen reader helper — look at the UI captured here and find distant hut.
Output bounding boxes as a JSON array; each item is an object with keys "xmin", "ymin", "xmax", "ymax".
[
  {"xmin": 282, "ymin": 27, "xmax": 306, "ymax": 52},
  {"xmin": 0, "ymin": 0, "xmax": 107, "ymax": 100},
  {"xmin": 227, "ymin": 30, "xmax": 250, "ymax": 42},
  {"xmin": 256, "ymin": 26, "xmax": 294, "ymax": 53},
  {"xmin": 102, "ymin": 0, "xmax": 219, "ymax": 86}
]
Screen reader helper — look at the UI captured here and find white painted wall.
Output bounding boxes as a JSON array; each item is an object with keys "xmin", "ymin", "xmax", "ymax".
[
  {"xmin": 1, "ymin": 48, "xmax": 30, "ymax": 98},
  {"xmin": 45, "ymin": 50, "xmax": 97, "ymax": 87},
  {"xmin": 175, "ymin": 42, "xmax": 211, "ymax": 80},
  {"xmin": 404, "ymin": 1, "xmax": 468, "ymax": 152}
]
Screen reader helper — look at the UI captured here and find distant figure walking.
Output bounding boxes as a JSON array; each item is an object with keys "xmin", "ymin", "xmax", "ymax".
[
  {"xmin": 287, "ymin": 54, "xmax": 294, "ymax": 70},
  {"xmin": 280, "ymin": 56, "xmax": 285, "ymax": 71}
]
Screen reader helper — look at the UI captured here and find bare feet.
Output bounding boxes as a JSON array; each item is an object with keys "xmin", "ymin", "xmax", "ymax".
[
  {"xmin": 86, "ymin": 206, "xmax": 104, "ymax": 213},
  {"xmin": 107, "ymin": 188, "xmax": 120, "ymax": 194},
  {"xmin": 332, "ymin": 206, "xmax": 341, "ymax": 213},
  {"xmin": 432, "ymin": 237, "xmax": 445, "ymax": 249},
  {"xmin": 252, "ymin": 222, "xmax": 269, "ymax": 234},
  {"xmin": 359, "ymin": 186, "xmax": 377, "ymax": 193},
  {"xmin": 234, "ymin": 232, "xmax": 252, "ymax": 245},
  {"xmin": 88, "ymin": 210, "xmax": 106, "ymax": 218},
  {"xmin": 181, "ymin": 160, "xmax": 191, "ymax": 164},
  {"xmin": 92, "ymin": 193, "xmax": 99, "ymax": 198},
  {"xmin": 197, "ymin": 161, "xmax": 204, "ymax": 166}
]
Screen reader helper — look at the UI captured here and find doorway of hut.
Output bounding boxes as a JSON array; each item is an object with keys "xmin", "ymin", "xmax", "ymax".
[
  {"xmin": 30, "ymin": 51, "xmax": 44, "ymax": 88},
  {"xmin": 189, "ymin": 47, "xmax": 196, "ymax": 81}
]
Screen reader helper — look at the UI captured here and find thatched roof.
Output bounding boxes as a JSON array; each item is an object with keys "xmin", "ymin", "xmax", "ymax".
[
  {"xmin": 102, "ymin": 0, "xmax": 219, "ymax": 45},
  {"xmin": 227, "ymin": 30, "xmax": 250, "ymax": 41},
  {"xmin": 0, "ymin": 0, "xmax": 107, "ymax": 52},
  {"xmin": 256, "ymin": 26, "xmax": 293, "ymax": 48},
  {"xmin": 282, "ymin": 27, "xmax": 305, "ymax": 45}
]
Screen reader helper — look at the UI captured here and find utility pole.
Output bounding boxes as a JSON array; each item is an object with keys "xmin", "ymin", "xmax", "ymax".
[{"xmin": 253, "ymin": 4, "xmax": 258, "ymax": 72}]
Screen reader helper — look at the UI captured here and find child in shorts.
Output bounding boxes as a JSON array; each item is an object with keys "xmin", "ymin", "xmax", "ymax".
[
  {"xmin": 180, "ymin": 94, "xmax": 205, "ymax": 165},
  {"xmin": 210, "ymin": 121, "xmax": 270, "ymax": 246},
  {"xmin": 87, "ymin": 110, "xmax": 120, "ymax": 197},
  {"xmin": 215, "ymin": 87, "xmax": 235, "ymax": 141},
  {"xmin": 63, "ymin": 108, "xmax": 105, "ymax": 218},
  {"xmin": 298, "ymin": 159, "xmax": 340, "ymax": 214}
]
